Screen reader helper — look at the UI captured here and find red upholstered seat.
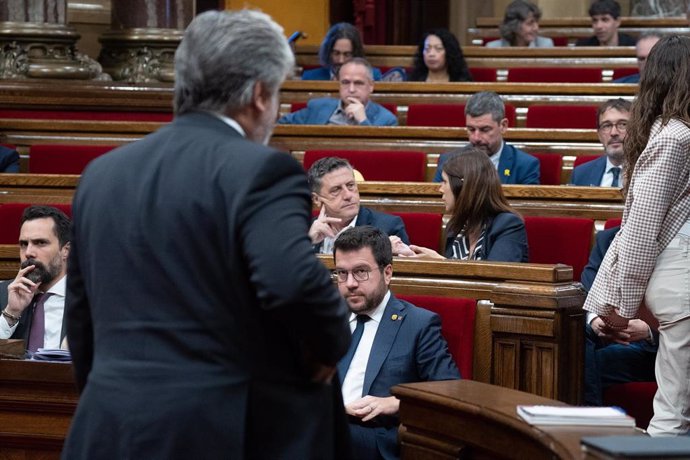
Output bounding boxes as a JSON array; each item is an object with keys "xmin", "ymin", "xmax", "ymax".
[
  {"xmin": 0, "ymin": 203, "xmax": 72, "ymax": 244},
  {"xmin": 0, "ymin": 109, "xmax": 172, "ymax": 122},
  {"xmin": 612, "ymin": 68, "xmax": 639, "ymax": 80},
  {"xmin": 468, "ymin": 67, "xmax": 497, "ymax": 82},
  {"xmin": 291, "ymin": 102, "xmax": 398, "ymax": 115},
  {"xmin": 603, "ymin": 382, "xmax": 657, "ymax": 429},
  {"xmin": 530, "ymin": 153, "xmax": 563, "ymax": 185},
  {"xmin": 526, "ymin": 105, "xmax": 599, "ymax": 129},
  {"xmin": 551, "ymin": 36, "xmax": 569, "ymax": 47},
  {"xmin": 523, "ymin": 216, "xmax": 594, "ymax": 281},
  {"xmin": 406, "ymin": 103, "xmax": 516, "ymax": 127},
  {"xmin": 604, "ymin": 217, "xmax": 622, "ymax": 229},
  {"xmin": 395, "ymin": 294, "xmax": 475, "ymax": 380},
  {"xmin": 303, "ymin": 150, "xmax": 426, "ymax": 182},
  {"xmin": 389, "ymin": 212, "xmax": 443, "ymax": 250},
  {"xmin": 573, "ymin": 155, "xmax": 600, "ymax": 168},
  {"xmin": 507, "ymin": 67, "xmax": 603, "ymax": 83},
  {"xmin": 29, "ymin": 144, "xmax": 117, "ymax": 174}
]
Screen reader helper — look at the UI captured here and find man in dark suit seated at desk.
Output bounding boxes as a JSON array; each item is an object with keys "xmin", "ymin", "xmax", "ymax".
[
  {"xmin": 279, "ymin": 58, "xmax": 398, "ymax": 126},
  {"xmin": 570, "ymin": 98, "xmax": 630, "ymax": 187},
  {"xmin": 575, "ymin": 0, "xmax": 636, "ymax": 47},
  {"xmin": 0, "ymin": 206, "xmax": 70, "ymax": 351},
  {"xmin": 333, "ymin": 226, "xmax": 460, "ymax": 460},
  {"xmin": 0, "ymin": 144, "xmax": 20, "ymax": 172},
  {"xmin": 433, "ymin": 91, "xmax": 540, "ymax": 184},
  {"xmin": 308, "ymin": 156, "xmax": 409, "ymax": 253},
  {"xmin": 582, "ymin": 225, "xmax": 658, "ymax": 406}
]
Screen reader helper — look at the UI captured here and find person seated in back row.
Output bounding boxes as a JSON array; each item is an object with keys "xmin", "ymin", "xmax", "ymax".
[
  {"xmin": 433, "ymin": 91, "xmax": 540, "ymax": 184},
  {"xmin": 279, "ymin": 58, "xmax": 397, "ymax": 126},
  {"xmin": 486, "ymin": 0, "xmax": 554, "ymax": 48},
  {"xmin": 0, "ymin": 144, "xmax": 19, "ymax": 172},
  {"xmin": 613, "ymin": 32, "xmax": 662, "ymax": 84},
  {"xmin": 576, "ymin": 0, "xmax": 636, "ymax": 46},
  {"xmin": 302, "ymin": 22, "xmax": 383, "ymax": 81},
  {"xmin": 308, "ymin": 157, "xmax": 409, "ymax": 254},
  {"xmin": 394, "ymin": 146, "xmax": 529, "ymax": 262},
  {"xmin": 408, "ymin": 28, "xmax": 473, "ymax": 83}
]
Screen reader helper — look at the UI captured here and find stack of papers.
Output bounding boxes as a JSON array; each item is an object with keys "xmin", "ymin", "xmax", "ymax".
[
  {"xmin": 517, "ymin": 405, "xmax": 636, "ymax": 427},
  {"xmin": 32, "ymin": 348, "xmax": 71, "ymax": 362}
]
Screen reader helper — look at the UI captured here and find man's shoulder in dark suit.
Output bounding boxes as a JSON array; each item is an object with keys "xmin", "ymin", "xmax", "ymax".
[
  {"xmin": 356, "ymin": 207, "xmax": 409, "ymax": 244},
  {"xmin": 0, "ymin": 145, "xmax": 19, "ymax": 173},
  {"xmin": 570, "ymin": 155, "xmax": 607, "ymax": 186},
  {"xmin": 500, "ymin": 143, "xmax": 540, "ymax": 184}
]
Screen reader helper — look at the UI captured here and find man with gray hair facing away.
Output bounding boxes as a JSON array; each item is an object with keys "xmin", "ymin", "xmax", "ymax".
[
  {"xmin": 62, "ymin": 10, "xmax": 352, "ymax": 460},
  {"xmin": 433, "ymin": 91, "xmax": 540, "ymax": 184}
]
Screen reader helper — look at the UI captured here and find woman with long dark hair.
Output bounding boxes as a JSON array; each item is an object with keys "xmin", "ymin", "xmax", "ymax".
[
  {"xmin": 584, "ymin": 35, "xmax": 690, "ymax": 436},
  {"xmin": 393, "ymin": 146, "xmax": 528, "ymax": 261},
  {"xmin": 409, "ymin": 28, "xmax": 472, "ymax": 82}
]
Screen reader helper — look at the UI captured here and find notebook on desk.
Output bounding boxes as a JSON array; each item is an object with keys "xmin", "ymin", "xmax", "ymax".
[{"xmin": 581, "ymin": 435, "xmax": 690, "ymax": 460}]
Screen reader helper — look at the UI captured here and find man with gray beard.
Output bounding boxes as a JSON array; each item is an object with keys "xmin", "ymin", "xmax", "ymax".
[{"xmin": 0, "ymin": 206, "xmax": 71, "ymax": 351}]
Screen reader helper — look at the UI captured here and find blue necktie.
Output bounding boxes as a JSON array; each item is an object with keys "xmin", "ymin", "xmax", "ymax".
[
  {"xmin": 610, "ymin": 167, "xmax": 621, "ymax": 188},
  {"xmin": 337, "ymin": 314, "xmax": 370, "ymax": 381}
]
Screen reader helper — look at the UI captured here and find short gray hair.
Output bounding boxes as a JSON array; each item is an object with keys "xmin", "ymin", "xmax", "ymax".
[
  {"xmin": 307, "ymin": 157, "xmax": 353, "ymax": 193},
  {"xmin": 174, "ymin": 10, "xmax": 294, "ymax": 116},
  {"xmin": 465, "ymin": 91, "xmax": 505, "ymax": 123}
]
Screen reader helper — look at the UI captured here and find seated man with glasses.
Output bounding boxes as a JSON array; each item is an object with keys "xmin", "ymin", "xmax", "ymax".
[
  {"xmin": 333, "ymin": 225, "xmax": 460, "ymax": 460},
  {"xmin": 308, "ymin": 157, "xmax": 409, "ymax": 254},
  {"xmin": 570, "ymin": 98, "xmax": 631, "ymax": 187},
  {"xmin": 279, "ymin": 58, "xmax": 397, "ymax": 126}
]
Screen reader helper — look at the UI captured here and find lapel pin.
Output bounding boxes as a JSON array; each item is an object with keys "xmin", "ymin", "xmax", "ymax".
[
  {"xmin": 391, "ymin": 314, "xmax": 403, "ymax": 321},
  {"xmin": 504, "ymin": 168, "xmax": 511, "ymax": 177}
]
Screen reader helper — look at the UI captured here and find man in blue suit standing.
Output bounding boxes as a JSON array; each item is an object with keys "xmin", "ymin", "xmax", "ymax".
[
  {"xmin": 570, "ymin": 98, "xmax": 630, "ymax": 187},
  {"xmin": 309, "ymin": 157, "xmax": 409, "ymax": 254},
  {"xmin": 433, "ymin": 91, "xmax": 540, "ymax": 184},
  {"xmin": 333, "ymin": 226, "xmax": 460, "ymax": 460},
  {"xmin": 279, "ymin": 58, "xmax": 397, "ymax": 126}
]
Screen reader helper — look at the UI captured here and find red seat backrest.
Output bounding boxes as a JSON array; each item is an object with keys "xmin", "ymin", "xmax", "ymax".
[
  {"xmin": 0, "ymin": 109, "xmax": 172, "ymax": 122},
  {"xmin": 604, "ymin": 217, "xmax": 622, "ymax": 229},
  {"xmin": 303, "ymin": 150, "xmax": 426, "ymax": 182},
  {"xmin": 468, "ymin": 67, "xmax": 497, "ymax": 82},
  {"xmin": 396, "ymin": 294, "xmax": 476, "ymax": 380},
  {"xmin": 0, "ymin": 203, "xmax": 72, "ymax": 244},
  {"xmin": 530, "ymin": 153, "xmax": 563, "ymax": 185},
  {"xmin": 406, "ymin": 103, "xmax": 516, "ymax": 127},
  {"xmin": 526, "ymin": 105, "xmax": 598, "ymax": 129},
  {"xmin": 612, "ymin": 68, "xmax": 638, "ymax": 80},
  {"xmin": 508, "ymin": 67, "xmax": 603, "ymax": 83},
  {"xmin": 524, "ymin": 216, "xmax": 594, "ymax": 281},
  {"xmin": 29, "ymin": 144, "xmax": 117, "ymax": 174},
  {"xmin": 573, "ymin": 155, "xmax": 601, "ymax": 168},
  {"xmin": 389, "ymin": 212, "xmax": 443, "ymax": 250}
]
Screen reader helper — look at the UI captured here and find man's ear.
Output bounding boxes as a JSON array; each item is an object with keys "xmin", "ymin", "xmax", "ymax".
[
  {"xmin": 312, "ymin": 192, "xmax": 322, "ymax": 207},
  {"xmin": 252, "ymin": 81, "xmax": 271, "ymax": 113},
  {"xmin": 383, "ymin": 263, "xmax": 393, "ymax": 286},
  {"xmin": 61, "ymin": 241, "xmax": 71, "ymax": 261},
  {"xmin": 499, "ymin": 117, "xmax": 509, "ymax": 134}
]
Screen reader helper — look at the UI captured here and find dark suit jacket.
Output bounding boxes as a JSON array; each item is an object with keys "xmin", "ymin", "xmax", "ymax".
[
  {"xmin": 575, "ymin": 33, "xmax": 636, "ymax": 46},
  {"xmin": 570, "ymin": 155, "xmax": 608, "ymax": 186},
  {"xmin": 0, "ymin": 145, "xmax": 19, "ymax": 173},
  {"xmin": 0, "ymin": 279, "xmax": 67, "ymax": 345},
  {"xmin": 444, "ymin": 212, "xmax": 529, "ymax": 262},
  {"xmin": 434, "ymin": 143, "xmax": 540, "ymax": 184},
  {"xmin": 581, "ymin": 226, "xmax": 619, "ymax": 292},
  {"xmin": 338, "ymin": 294, "xmax": 460, "ymax": 460},
  {"xmin": 278, "ymin": 97, "xmax": 398, "ymax": 126},
  {"xmin": 613, "ymin": 73, "xmax": 640, "ymax": 84},
  {"xmin": 302, "ymin": 66, "xmax": 383, "ymax": 81},
  {"xmin": 313, "ymin": 206, "xmax": 409, "ymax": 253},
  {"xmin": 63, "ymin": 112, "xmax": 352, "ymax": 460}
]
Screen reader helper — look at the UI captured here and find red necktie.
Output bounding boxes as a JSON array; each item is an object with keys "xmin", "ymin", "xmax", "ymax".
[{"xmin": 27, "ymin": 292, "xmax": 52, "ymax": 352}]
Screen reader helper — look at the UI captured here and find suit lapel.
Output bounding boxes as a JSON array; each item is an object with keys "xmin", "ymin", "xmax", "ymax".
[
  {"xmin": 594, "ymin": 156, "xmax": 607, "ymax": 185},
  {"xmin": 497, "ymin": 144, "xmax": 515, "ymax": 184},
  {"xmin": 362, "ymin": 296, "xmax": 406, "ymax": 396},
  {"xmin": 354, "ymin": 207, "xmax": 370, "ymax": 227}
]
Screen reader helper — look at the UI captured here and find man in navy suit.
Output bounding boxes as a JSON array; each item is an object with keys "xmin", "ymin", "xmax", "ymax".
[
  {"xmin": 433, "ymin": 91, "xmax": 540, "ymax": 184},
  {"xmin": 333, "ymin": 226, "xmax": 460, "ymax": 460},
  {"xmin": 0, "ymin": 144, "xmax": 19, "ymax": 172},
  {"xmin": 613, "ymin": 32, "xmax": 662, "ymax": 84},
  {"xmin": 570, "ymin": 98, "xmax": 631, "ymax": 187},
  {"xmin": 279, "ymin": 58, "xmax": 397, "ymax": 126},
  {"xmin": 309, "ymin": 157, "xmax": 409, "ymax": 254},
  {"xmin": 62, "ymin": 10, "xmax": 351, "ymax": 460}
]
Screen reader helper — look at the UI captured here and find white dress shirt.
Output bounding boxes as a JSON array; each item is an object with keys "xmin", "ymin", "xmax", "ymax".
[
  {"xmin": 341, "ymin": 290, "xmax": 391, "ymax": 405},
  {"xmin": 211, "ymin": 112, "xmax": 246, "ymax": 137},
  {"xmin": 0, "ymin": 275, "xmax": 66, "ymax": 348},
  {"xmin": 319, "ymin": 215, "xmax": 358, "ymax": 254},
  {"xmin": 489, "ymin": 141, "xmax": 504, "ymax": 170}
]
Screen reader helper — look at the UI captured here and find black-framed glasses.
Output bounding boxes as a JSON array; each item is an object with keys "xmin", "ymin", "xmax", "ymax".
[
  {"xmin": 332, "ymin": 267, "xmax": 374, "ymax": 283},
  {"xmin": 598, "ymin": 121, "xmax": 628, "ymax": 133}
]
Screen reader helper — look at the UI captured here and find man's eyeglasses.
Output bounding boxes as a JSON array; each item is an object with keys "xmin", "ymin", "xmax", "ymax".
[
  {"xmin": 332, "ymin": 267, "xmax": 374, "ymax": 283},
  {"xmin": 598, "ymin": 121, "xmax": 628, "ymax": 133}
]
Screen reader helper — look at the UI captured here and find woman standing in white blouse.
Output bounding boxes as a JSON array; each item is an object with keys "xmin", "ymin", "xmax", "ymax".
[{"xmin": 584, "ymin": 35, "xmax": 690, "ymax": 436}]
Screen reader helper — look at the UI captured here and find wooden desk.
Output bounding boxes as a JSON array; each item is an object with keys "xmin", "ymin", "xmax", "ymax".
[
  {"xmin": 392, "ymin": 380, "xmax": 641, "ymax": 460},
  {"xmin": 0, "ymin": 359, "xmax": 77, "ymax": 459}
]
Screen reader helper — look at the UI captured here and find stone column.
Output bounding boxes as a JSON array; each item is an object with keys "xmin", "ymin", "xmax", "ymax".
[
  {"xmin": 0, "ymin": 0, "xmax": 104, "ymax": 79},
  {"xmin": 98, "ymin": 0, "xmax": 194, "ymax": 83}
]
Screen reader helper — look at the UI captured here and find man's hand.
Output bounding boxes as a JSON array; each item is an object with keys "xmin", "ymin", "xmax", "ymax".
[
  {"xmin": 398, "ymin": 245, "xmax": 445, "ymax": 260},
  {"xmin": 346, "ymin": 395, "xmax": 400, "ymax": 422},
  {"xmin": 601, "ymin": 309, "xmax": 629, "ymax": 331},
  {"xmin": 591, "ymin": 316, "xmax": 650, "ymax": 345},
  {"xmin": 308, "ymin": 205, "xmax": 342, "ymax": 244},
  {"xmin": 5, "ymin": 265, "xmax": 41, "ymax": 320},
  {"xmin": 344, "ymin": 97, "xmax": 367, "ymax": 124},
  {"xmin": 389, "ymin": 236, "xmax": 415, "ymax": 256}
]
